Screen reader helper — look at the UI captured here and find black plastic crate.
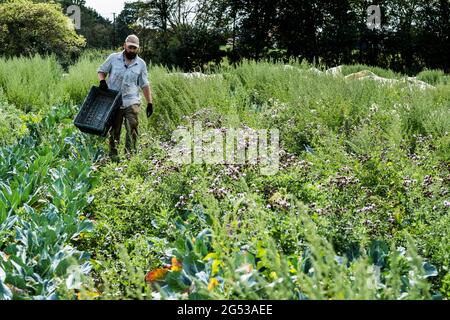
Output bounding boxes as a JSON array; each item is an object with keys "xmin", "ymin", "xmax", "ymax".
[{"xmin": 74, "ymin": 86, "xmax": 122, "ymax": 137}]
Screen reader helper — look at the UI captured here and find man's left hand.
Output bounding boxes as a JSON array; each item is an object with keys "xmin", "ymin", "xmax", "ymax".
[{"xmin": 146, "ymin": 102, "xmax": 153, "ymax": 118}]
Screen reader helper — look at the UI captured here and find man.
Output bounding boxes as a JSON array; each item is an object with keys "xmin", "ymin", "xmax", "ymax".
[{"xmin": 97, "ymin": 34, "xmax": 153, "ymax": 160}]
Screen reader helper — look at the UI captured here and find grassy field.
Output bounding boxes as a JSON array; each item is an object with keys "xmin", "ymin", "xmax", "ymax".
[{"xmin": 0, "ymin": 54, "xmax": 449, "ymax": 300}]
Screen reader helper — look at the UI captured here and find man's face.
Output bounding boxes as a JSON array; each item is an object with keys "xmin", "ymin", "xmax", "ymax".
[{"xmin": 124, "ymin": 44, "xmax": 138, "ymax": 60}]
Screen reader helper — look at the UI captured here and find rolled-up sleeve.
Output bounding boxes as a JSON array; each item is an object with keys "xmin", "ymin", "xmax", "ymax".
[
  {"xmin": 138, "ymin": 63, "xmax": 150, "ymax": 88},
  {"xmin": 98, "ymin": 54, "xmax": 114, "ymax": 74}
]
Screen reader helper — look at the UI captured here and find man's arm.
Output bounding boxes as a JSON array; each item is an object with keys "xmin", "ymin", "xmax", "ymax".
[
  {"xmin": 98, "ymin": 54, "xmax": 114, "ymax": 90},
  {"xmin": 142, "ymin": 85, "xmax": 152, "ymax": 104},
  {"xmin": 139, "ymin": 62, "xmax": 151, "ymax": 103}
]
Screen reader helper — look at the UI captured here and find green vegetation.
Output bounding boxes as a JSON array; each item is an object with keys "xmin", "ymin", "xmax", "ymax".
[
  {"xmin": 110, "ymin": 0, "xmax": 450, "ymax": 74},
  {"xmin": 0, "ymin": 55, "xmax": 65, "ymax": 113},
  {"xmin": 0, "ymin": 52, "xmax": 108, "ymax": 114},
  {"xmin": 417, "ymin": 70, "xmax": 450, "ymax": 86},
  {"xmin": 0, "ymin": 56, "xmax": 449, "ymax": 300},
  {"xmin": 0, "ymin": 104, "xmax": 102, "ymax": 299},
  {"xmin": 0, "ymin": 0, "xmax": 85, "ymax": 67},
  {"xmin": 0, "ymin": 90, "xmax": 29, "ymax": 146}
]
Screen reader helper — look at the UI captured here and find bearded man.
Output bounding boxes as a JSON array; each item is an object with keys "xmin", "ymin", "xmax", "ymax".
[{"xmin": 97, "ymin": 34, "xmax": 153, "ymax": 160}]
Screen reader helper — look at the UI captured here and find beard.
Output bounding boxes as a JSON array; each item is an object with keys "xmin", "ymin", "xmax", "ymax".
[{"xmin": 125, "ymin": 51, "xmax": 137, "ymax": 60}]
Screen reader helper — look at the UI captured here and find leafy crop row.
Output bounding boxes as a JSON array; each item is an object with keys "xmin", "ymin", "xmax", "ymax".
[{"xmin": 0, "ymin": 104, "xmax": 102, "ymax": 299}]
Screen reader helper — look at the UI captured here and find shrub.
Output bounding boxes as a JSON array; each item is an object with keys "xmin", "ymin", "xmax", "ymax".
[
  {"xmin": 417, "ymin": 70, "xmax": 450, "ymax": 86},
  {"xmin": 0, "ymin": 55, "xmax": 65, "ymax": 112},
  {"xmin": 0, "ymin": 90, "xmax": 28, "ymax": 146},
  {"xmin": 0, "ymin": 0, "xmax": 86, "ymax": 67}
]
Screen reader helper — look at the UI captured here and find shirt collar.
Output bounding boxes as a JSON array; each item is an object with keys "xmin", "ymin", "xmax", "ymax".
[{"xmin": 119, "ymin": 50, "xmax": 138, "ymax": 65}]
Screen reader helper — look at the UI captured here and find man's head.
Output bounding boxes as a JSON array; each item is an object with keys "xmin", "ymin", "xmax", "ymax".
[{"xmin": 123, "ymin": 35, "xmax": 140, "ymax": 60}]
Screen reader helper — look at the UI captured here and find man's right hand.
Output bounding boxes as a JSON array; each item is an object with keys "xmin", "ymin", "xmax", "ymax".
[{"xmin": 99, "ymin": 80, "xmax": 108, "ymax": 91}]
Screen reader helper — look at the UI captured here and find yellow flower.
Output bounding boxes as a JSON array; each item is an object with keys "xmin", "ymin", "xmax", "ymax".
[
  {"xmin": 77, "ymin": 290, "xmax": 100, "ymax": 300},
  {"xmin": 211, "ymin": 259, "xmax": 221, "ymax": 276},
  {"xmin": 203, "ymin": 253, "xmax": 218, "ymax": 261},
  {"xmin": 208, "ymin": 278, "xmax": 219, "ymax": 291},
  {"xmin": 170, "ymin": 257, "xmax": 183, "ymax": 272}
]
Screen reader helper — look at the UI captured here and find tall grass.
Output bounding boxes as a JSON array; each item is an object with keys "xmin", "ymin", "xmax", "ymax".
[
  {"xmin": 417, "ymin": 69, "xmax": 450, "ymax": 86},
  {"xmin": 0, "ymin": 54, "xmax": 64, "ymax": 113},
  {"xmin": 61, "ymin": 55, "xmax": 104, "ymax": 105},
  {"xmin": 341, "ymin": 64, "xmax": 403, "ymax": 79}
]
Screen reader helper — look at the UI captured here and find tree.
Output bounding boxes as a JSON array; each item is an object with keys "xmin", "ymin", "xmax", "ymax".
[
  {"xmin": 416, "ymin": 0, "xmax": 450, "ymax": 72},
  {"xmin": 117, "ymin": 0, "xmax": 227, "ymax": 70},
  {"xmin": 230, "ymin": 0, "xmax": 280, "ymax": 61},
  {"xmin": 276, "ymin": 0, "xmax": 323, "ymax": 63},
  {"xmin": 107, "ymin": 0, "xmax": 450, "ymax": 73},
  {"xmin": 77, "ymin": 6, "xmax": 114, "ymax": 49},
  {"xmin": 116, "ymin": 2, "xmax": 142, "ymax": 47},
  {"xmin": 52, "ymin": 0, "xmax": 115, "ymax": 49},
  {"xmin": 0, "ymin": 0, "xmax": 86, "ymax": 66},
  {"xmin": 167, "ymin": 24, "xmax": 226, "ymax": 70},
  {"xmin": 319, "ymin": 0, "xmax": 359, "ymax": 66}
]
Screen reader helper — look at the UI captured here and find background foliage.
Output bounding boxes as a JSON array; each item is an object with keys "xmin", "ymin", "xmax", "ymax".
[
  {"xmin": 0, "ymin": 0, "xmax": 86, "ymax": 68},
  {"xmin": 0, "ymin": 0, "xmax": 448, "ymax": 301}
]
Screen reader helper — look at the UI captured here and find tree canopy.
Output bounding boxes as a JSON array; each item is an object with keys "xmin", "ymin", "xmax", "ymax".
[
  {"xmin": 0, "ymin": 0, "xmax": 448, "ymax": 73},
  {"xmin": 112, "ymin": 0, "xmax": 449, "ymax": 73},
  {"xmin": 0, "ymin": 0, "xmax": 86, "ymax": 66}
]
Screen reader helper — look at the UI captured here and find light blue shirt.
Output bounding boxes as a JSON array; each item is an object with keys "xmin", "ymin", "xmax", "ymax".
[{"xmin": 97, "ymin": 51, "xmax": 150, "ymax": 108}]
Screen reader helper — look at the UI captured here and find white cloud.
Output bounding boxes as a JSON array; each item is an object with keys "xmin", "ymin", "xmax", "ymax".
[{"xmin": 84, "ymin": 0, "xmax": 134, "ymax": 21}]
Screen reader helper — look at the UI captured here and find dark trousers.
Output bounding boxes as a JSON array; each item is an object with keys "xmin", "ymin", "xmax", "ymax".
[{"xmin": 109, "ymin": 104, "xmax": 140, "ymax": 157}]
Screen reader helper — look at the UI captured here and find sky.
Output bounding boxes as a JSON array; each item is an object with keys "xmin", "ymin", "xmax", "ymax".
[{"xmin": 84, "ymin": 0, "xmax": 132, "ymax": 21}]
